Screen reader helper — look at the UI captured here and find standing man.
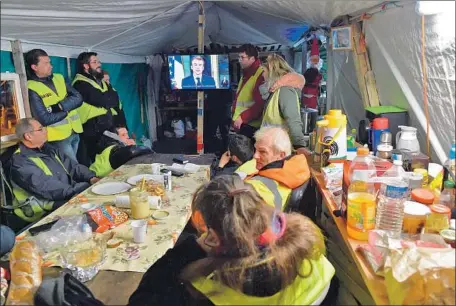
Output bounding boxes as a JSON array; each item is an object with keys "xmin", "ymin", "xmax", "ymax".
[
  {"xmin": 181, "ymin": 56, "xmax": 216, "ymax": 89},
  {"xmin": 72, "ymin": 52, "xmax": 117, "ymax": 165},
  {"xmin": 25, "ymin": 49, "xmax": 83, "ymax": 162},
  {"xmin": 232, "ymin": 44, "xmax": 265, "ymax": 139}
]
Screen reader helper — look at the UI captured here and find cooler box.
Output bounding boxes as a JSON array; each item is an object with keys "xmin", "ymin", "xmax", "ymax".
[{"xmin": 365, "ymin": 106, "xmax": 408, "ymax": 147}]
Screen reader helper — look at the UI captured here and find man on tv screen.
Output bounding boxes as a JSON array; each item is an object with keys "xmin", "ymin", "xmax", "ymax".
[{"xmin": 181, "ymin": 56, "xmax": 216, "ymax": 89}]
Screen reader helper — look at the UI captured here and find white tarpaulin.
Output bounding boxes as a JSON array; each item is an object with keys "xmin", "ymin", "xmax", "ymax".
[
  {"xmin": 1, "ymin": 0, "xmax": 383, "ymax": 60},
  {"xmin": 327, "ymin": 1, "xmax": 455, "ymax": 163}
]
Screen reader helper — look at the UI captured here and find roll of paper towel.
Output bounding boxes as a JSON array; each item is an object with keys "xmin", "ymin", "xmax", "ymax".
[{"xmin": 115, "ymin": 195, "xmax": 162, "ymax": 209}]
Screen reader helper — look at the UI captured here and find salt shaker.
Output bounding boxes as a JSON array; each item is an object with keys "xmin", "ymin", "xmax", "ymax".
[{"xmin": 163, "ymin": 170, "xmax": 172, "ymax": 191}]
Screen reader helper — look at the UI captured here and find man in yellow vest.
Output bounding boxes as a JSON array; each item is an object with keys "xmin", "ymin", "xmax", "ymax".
[
  {"xmin": 6, "ymin": 118, "xmax": 99, "ymax": 228},
  {"xmin": 245, "ymin": 126, "xmax": 310, "ymax": 211},
  {"xmin": 231, "ymin": 44, "xmax": 265, "ymax": 139},
  {"xmin": 25, "ymin": 49, "xmax": 83, "ymax": 162},
  {"xmin": 72, "ymin": 52, "xmax": 118, "ymax": 166}
]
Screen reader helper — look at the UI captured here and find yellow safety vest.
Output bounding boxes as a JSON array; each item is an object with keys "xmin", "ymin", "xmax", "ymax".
[
  {"xmin": 261, "ymin": 88, "xmax": 300, "ymax": 128},
  {"xmin": 233, "ymin": 67, "xmax": 264, "ymax": 128},
  {"xmin": 28, "ymin": 74, "xmax": 83, "ymax": 142},
  {"xmin": 4, "ymin": 149, "xmax": 71, "ymax": 222},
  {"xmin": 191, "ymin": 255, "xmax": 335, "ymax": 305},
  {"xmin": 246, "ymin": 175, "xmax": 292, "ymax": 211},
  {"xmin": 234, "ymin": 159, "xmax": 257, "ymax": 179},
  {"xmin": 89, "ymin": 145, "xmax": 115, "ymax": 177},
  {"xmin": 72, "ymin": 74, "xmax": 109, "ymax": 124}
]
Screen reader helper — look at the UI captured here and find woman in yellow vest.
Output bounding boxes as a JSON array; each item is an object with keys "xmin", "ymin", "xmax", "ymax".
[
  {"xmin": 129, "ymin": 175, "xmax": 334, "ymax": 306},
  {"xmin": 260, "ymin": 54, "xmax": 309, "ymax": 155}
]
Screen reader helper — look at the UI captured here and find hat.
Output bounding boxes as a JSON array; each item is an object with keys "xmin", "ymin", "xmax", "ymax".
[{"xmin": 310, "ymin": 37, "xmax": 320, "ymax": 64}]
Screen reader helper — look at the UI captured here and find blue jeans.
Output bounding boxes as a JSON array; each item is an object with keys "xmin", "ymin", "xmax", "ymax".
[{"xmin": 49, "ymin": 132, "xmax": 80, "ymax": 162}]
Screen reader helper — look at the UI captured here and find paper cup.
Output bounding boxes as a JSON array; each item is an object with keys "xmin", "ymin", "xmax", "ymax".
[
  {"xmin": 131, "ymin": 220, "xmax": 147, "ymax": 243},
  {"xmin": 116, "ymin": 196, "xmax": 161, "ymax": 209},
  {"xmin": 151, "ymin": 163, "xmax": 162, "ymax": 175}
]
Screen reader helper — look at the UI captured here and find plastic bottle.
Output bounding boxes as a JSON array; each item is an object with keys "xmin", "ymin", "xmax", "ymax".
[
  {"xmin": 346, "ymin": 147, "xmax": 377, "ymax": 241},
  {"xmin": 446, "ymin": 142, "xmax": 456, "ymax": 184},
  {"xmin": 347, "ymin": 128, "xmax": 357, "ymax": 148},
  {"xmin": 375, "ymin": 158, "xmax": 409, "ymax": 237},
  {"xmin": 440, "ymin": 180, "xmax": 455, "ymax": 209}
]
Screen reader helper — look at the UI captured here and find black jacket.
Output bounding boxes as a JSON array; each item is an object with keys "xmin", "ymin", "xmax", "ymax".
[
  {"xmin": 72, "ymin": 73, "xmax": 127, "ymax": 136},
  {"xmin": 128, "ymin": 236, "xmax": 283, "ymax": 306},
  {"xmin": 10, "ymin": 143, "xmax": 95, "ymax": 202},
  {"xmin": 210, "ymin": 158, "xmax": 239, "ymax": 179},
  {"xmin": 28, "ymin": 74, "xmax": 83, "ymax": 127}
]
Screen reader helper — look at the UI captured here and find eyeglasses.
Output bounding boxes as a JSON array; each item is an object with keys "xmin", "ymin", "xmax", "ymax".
[
  {"xmin": 89, "ymin": 60, "xmax": 101, "ymax": 64},
  {"xmin": 29, "ymin": 126, "xmax": 46, "ymax": 133}
]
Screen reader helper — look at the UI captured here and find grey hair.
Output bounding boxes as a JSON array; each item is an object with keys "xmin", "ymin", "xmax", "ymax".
[
  {"xmin": 254, "ymin": 126, "xmax": 292, "ymax": 156},
  {"xmin": 15, "ymin": 118, "xmax": 36, "ymax": 140}
]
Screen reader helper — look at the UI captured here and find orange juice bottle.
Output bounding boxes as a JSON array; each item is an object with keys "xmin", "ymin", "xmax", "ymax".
[{"xmin": 346, "ymin": 147, "xmax": 377, "ymax": 241}]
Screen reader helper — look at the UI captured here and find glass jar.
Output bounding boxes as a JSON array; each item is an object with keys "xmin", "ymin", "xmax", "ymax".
[
  {"xmin": 425, "ymin": 204, "xmax": 450, "ymax": 234},
  {"xmin": 130, "ymin": 187, "xmax": 150, "ymax": 219}
]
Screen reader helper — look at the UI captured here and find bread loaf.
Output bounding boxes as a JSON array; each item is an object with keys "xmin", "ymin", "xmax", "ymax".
[{"xmin": 6, "ymin": 240, "xmax": 42, "ymax": 305}]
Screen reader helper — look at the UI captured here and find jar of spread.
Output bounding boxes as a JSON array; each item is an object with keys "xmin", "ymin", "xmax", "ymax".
[{"xmin": 425, "ymin": 204, "xmax": 450, "ymax": 234}]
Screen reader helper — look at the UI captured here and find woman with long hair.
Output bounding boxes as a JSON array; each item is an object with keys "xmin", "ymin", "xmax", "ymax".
[
  {"xmin": 129, "ymin": 175, "xmax": 334, "ymax": 305},
  {"xmin": 260, "ymin": 54, "xmax": 307, "ymax": 154}
]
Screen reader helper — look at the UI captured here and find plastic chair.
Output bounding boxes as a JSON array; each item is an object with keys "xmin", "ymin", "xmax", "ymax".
[{"xmin": 285, "ymin": 181, "xmax": 309, "ymax": 213}]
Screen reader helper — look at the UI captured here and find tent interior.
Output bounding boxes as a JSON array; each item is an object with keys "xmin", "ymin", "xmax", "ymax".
[{"xmin": 1, "ymin": 0, "xmax": 455, "ymax": 163}]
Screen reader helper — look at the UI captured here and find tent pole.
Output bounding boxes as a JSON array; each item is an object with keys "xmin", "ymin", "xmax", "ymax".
[
  {"xmin": 197, "ymin": 1, "xmax": 205, "ymax": 154},
  {"xmin": 10, "ymin": 40, "xmax": 31, "ymax": 117},
  {"xmin": 301, "ymin": 39, "xmax": 307, "ymax": 75}
]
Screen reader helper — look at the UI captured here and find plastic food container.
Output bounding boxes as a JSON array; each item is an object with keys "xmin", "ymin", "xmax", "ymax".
[
  {"xmin": 402, "ymin": 201, "xmax": 431, "ymax": 235},
  {"xmin": 425, "ymin": 204, "xmax": 450, "ymax": 234},
  {"xmin": 440, "ymin": 229, "xmax": 455, "ymax": 248},
  {"xmin": 411, "ymin": 188, "xmax": 435, "ymax": 205}
]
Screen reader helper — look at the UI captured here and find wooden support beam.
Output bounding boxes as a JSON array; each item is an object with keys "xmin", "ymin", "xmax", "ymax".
[
  {"xmin": 351, "ymin": 21, "xmax": 380, "ymax": 107},
  {"xmin": 196, "ymin": 3, "xmax": 205, "ymax": 154},
  {"xmin": 11, "ymin": 40, "xmax": 31, "ymax": 117}
]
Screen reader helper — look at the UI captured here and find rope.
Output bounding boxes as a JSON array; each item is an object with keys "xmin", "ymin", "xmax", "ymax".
[{"xmin": 421, "ymin": 15, "xmax": 431, "ymax": 158}]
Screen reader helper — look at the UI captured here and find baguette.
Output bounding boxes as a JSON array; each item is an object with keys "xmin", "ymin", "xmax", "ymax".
[{"xmin": 6, "ymin": 240, "xmax": 42, "ymax": 305}]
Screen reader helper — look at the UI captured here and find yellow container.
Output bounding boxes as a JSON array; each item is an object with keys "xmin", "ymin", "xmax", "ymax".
[
  {"xmin": 318, "ymin": 109, "xmax": 347, "ymax": 160},
  {"xmin": 347, "ymin": 191, "xmax": 376, "ymax": 241},
  {"xmin": 414, "ymin": 168, "xmax": 429, "ymax": 187}
]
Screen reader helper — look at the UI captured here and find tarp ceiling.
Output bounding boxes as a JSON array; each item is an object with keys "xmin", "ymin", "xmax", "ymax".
[{"xmin": 1, "ymin": 0, "xmax": 384, "ymax": 62}]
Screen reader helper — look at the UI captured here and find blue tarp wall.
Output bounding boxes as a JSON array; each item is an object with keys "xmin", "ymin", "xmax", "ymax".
[{"xmin": 1, "ymin": 50, "xmax": 148, "ymax": 140}]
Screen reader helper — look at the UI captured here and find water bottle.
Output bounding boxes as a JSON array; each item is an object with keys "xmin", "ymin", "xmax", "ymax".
[
  {"xmin": 375, "ymin": 158, "xmax": 409, "ymax": 237},
  {"xmin": 440, "ymin": 180, "xmax": 455, "ymax": 209}
]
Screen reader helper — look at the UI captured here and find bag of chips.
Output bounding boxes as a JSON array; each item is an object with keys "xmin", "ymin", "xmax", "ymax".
[{"xmin": 86, "ymin": 205, "xmax": 129, "ymax": 233}]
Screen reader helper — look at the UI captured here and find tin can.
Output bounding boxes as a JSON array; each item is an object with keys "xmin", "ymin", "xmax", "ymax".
[{"xmin": 163, "ymin": 171, "xmax": 172, "ymax": 191}]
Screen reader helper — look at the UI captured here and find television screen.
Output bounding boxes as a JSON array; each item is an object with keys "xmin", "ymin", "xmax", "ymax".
[{"xmin": 168, "ymin": 54, "xmax": 230, "ymax": 90}]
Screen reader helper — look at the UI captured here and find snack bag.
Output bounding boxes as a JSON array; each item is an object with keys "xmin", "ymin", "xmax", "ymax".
[{"xmin": 86, "ymin": 205, "xmax": 128, "ymax": 233}]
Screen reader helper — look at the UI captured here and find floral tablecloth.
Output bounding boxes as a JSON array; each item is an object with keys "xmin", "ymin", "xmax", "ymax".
[{"xmin": 22, "ymin": 163, "xmax": 210, "ymax": 273}]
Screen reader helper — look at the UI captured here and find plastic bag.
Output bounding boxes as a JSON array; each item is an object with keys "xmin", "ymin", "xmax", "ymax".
[
  {"xmin": 171, "ymin": 119, "xmax": 185, "ymax": 138},
  {"xmin": 33, "ymin": 215, "xmax": 92, "ymax": 253},
  {"xmin": 384, "ymin": 246, "xmax": 455, "ymax": 305},
  {"xmin": 86, "ymin": 205, "xmax": 128, "ymax": 233},
  {"xmin": 6, "ymin": 240, "xmax": 42, "ymax": 305}
]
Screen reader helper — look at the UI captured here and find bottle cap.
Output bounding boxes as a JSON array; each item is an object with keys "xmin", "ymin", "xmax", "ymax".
[
  {"xmin": 411, "ymin": 188, "xmax": 434, "ymax": 205},
  {"xmin": 444, "ymin": 180, "xmax": 455, "ymax": 189},
  {"xmin": 357, "ymin": 147, "xmax": 369, "ymax": 156}
]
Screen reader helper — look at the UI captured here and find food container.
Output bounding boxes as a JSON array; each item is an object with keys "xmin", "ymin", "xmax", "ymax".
[
  {"xmin": 129, "ymin": 187, "xmax": 150, "ymax": 219},
  {"xmin": 376, "ymin": 144, "xmax": 393, "ymax": 160},
  {"xmin": 402, "ymin": 151, "xmax": 430, "ymax": 171},
  {"xmin": 404, "ymin": 172, "xmax": 423, "ymax": 189},
  {"xmin": 425, "ymin": 204, "xmax": 450, "ymax": 234},
  {"xmin": 402, "ymin": 201, "xmax": 431, "ymax": 236},
  {"xmin": 411, "ymin": 188, "xmax": 434, "ymax": 205},
  {"xmin": 413, "ymin": 169, "xmax": 429, "ymax": 187},
  {"xmin": 440, "ymin": 229, "xmax": 455, "ymax": 248}
]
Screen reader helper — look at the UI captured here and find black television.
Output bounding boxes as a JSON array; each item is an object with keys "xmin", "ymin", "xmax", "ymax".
[{"xmin": 168, "ymin": 54, "xmax": 230, "ymax": 90}]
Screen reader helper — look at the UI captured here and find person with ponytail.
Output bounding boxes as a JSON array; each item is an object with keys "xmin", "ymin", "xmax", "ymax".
[{"xmin": 129, "ymin": 175, "xmax": 335, "ymax": 305}]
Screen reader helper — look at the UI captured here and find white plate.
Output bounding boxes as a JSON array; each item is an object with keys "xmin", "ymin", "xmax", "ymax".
[
  {"xmin": 126, "ymin": 174, "xmax": 164, "ymax": 186},
  {"xmin": 91, "ymin": 182, "xmax": 131, "ymax": 196}
]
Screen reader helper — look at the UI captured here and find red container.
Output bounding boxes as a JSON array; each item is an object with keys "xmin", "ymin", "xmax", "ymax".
[{"xmin": 372, "ymin": 118, "xmax": 389, "ymax": 130}]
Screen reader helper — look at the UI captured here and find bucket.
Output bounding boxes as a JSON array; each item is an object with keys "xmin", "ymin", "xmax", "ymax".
[{"xmin": 318, "ymin": 109, "xmax": 347, "ymax": 161}]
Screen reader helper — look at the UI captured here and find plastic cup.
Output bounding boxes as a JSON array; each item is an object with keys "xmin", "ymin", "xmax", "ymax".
[
  {"xmin": 151, "ymin": 163, "xmax": 162, "ymax": 175},
  {"xmin": 131, "ymin": 220, "xmax": 147, "ymax": 243}
]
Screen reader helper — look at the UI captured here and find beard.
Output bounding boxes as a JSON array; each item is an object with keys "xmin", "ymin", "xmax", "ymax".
[{"xmin": 89, "ymin": 67, "xmax": 104, "ymax": 80}]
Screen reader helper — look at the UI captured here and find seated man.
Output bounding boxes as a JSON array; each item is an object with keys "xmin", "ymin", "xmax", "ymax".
[
  {"xmin": 245, "ymin": 127, "xmax": 310, "ymax": 211},
  {"xmin": 210, "ymin": 133, "xmax": 255, "ymax": 178},
  {"xmin": 89, "ymin": 129, "xmax": 152, "ymax": 178},
  {"xmin": 6, "ymin": 118, "xmax": 100, "ymax": 226}
]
